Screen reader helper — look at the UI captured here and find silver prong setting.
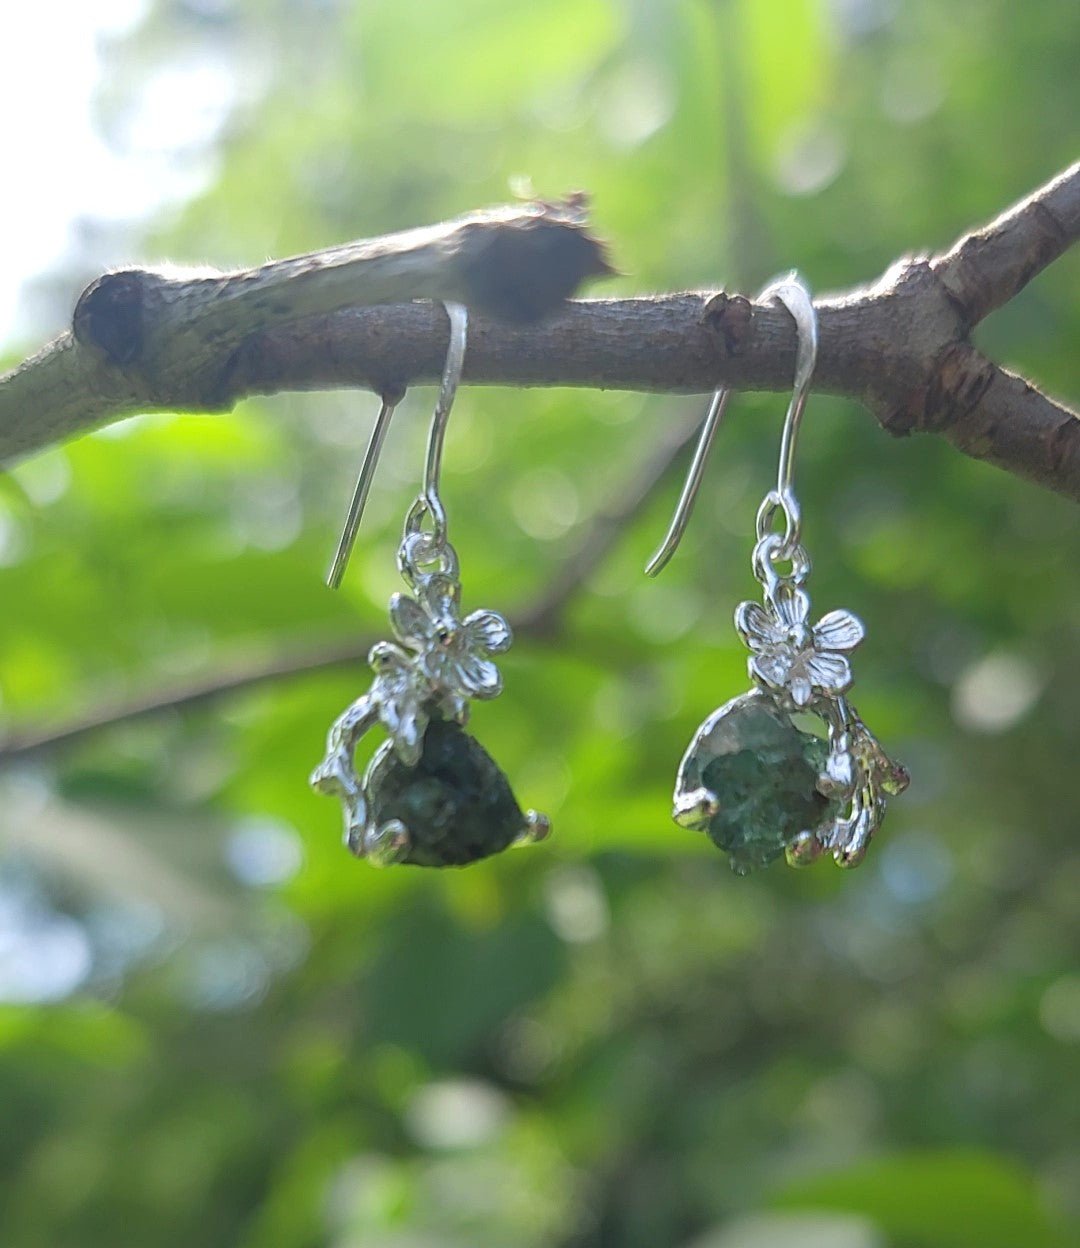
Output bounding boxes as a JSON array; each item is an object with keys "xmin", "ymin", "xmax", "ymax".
[
  {"xmin": 672, "ymin": 787, "xmax": 719, "ymax": 832},
  {"xmin": 514, "ymin": 809, "xmax": 552, "ymax": 847},
  {"xmin": 785, "ymin": 829, "xmax": 825, "ymax": 867},
  {"xmin": 365, "ymin": 819, "xmax": 411, "ymax": 867}
]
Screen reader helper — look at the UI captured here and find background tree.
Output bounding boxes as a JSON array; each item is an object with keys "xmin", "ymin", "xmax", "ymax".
[{"xmin": 0, "ymin": 2, "xmax": 1077, "ymax": 1247}]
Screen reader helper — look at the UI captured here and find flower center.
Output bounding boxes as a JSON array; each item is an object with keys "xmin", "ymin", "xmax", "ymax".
[
  {"xmin": 786, "ymin": 623, "xmax": 811, "ymax": 650},
  {"xmin": 433, "ymin": 619, "xmax": 458, "ymax": 647}
]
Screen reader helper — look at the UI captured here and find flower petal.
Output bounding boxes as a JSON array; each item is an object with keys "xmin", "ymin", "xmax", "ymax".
[
  {"xmin": 789, "ymin": 674, "xmax": 814, "ymax": 706},
  {"xmin": 420, "ymin": 648, "xmax": 456, "ymax": 689},
  {"xmin": 463, "ymin": 609, "xmax": 512, "ymax": 655},
  {"xmin": 813, "ymin": 609, "xmax": 865, "ymax": 653},
  {"xmin": 805, "ymin": 650, "xmax": 853, "ymax": 694},
  {"xmin": 421, "ymin": 573, "xmax": 461, "ymax": 625},
  {"xmin": 389, "ymin": 592, "xmax": 434, "ymax": 649},
  {"xmin": 397, "ymin": 703, "xmax": 425, "ymax": 755},
  {"xmin": 735, "ymin": 601, "xmax": 784, "ymax": 650},
  {"xmin": 437, "ymin": 689, "xmax": 470, "ymax": 725},
  {"xmin": 750, "ymin": 648, "xmax": 794, "ymax": 688},
  {"xmin": 368, "ymin": 639, "xmax": 411, "ymax": 675},
  {"xmin": 454, "ymin": 652, "xmax": 503, "ymax": 700},
  {"xmin": 773, "ymin": 588, "xmax": 810, "ymax": 629}
]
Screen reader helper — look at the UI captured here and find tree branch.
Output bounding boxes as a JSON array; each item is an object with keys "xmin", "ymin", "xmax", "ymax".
[
  {"xmin": 931, "ymin": 159, "xmax": 1080, "ymax": 326},
  {"xmin": 0, "ymin": 195, "xmax": 613, "ymax": 461},
  {"xmin": 880, "ymin": 343, "xmax": 1080, "ymax": 496},
  {"xmin": 3, "ymin": 166, "xmax": 1078, "ymax": 758},
  {"xmin": 1, "ymin": 165, "xmax": 1078, "ymax": 500}
]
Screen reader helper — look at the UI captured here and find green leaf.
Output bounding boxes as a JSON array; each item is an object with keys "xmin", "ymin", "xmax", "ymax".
[{"xmin": 773, "ymin": 1150, "xmax": 1069, "ymax": 1248}]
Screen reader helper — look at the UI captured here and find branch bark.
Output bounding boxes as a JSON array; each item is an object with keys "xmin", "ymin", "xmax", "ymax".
[
  {"xmin": 1, "ymin": 165, "xmax": 1078, "ymax": 499},
  {"xmin": 930, "ymin": 160, "xmax": 1080, "ymax": 325}
]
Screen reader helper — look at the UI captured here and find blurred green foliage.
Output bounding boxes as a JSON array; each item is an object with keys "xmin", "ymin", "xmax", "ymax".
[{"xmin": 1, "ymin": 1, "xmax": 1079, "ymax": 1246}]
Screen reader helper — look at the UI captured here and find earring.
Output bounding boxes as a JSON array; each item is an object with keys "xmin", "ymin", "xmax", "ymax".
[
  {"xmin": 647, "ymin": 274, "xmax": 908, "ymax": 874},
  {"xmin": 311, "ymin": 302, "xmax": 550, "ymax": 867}
]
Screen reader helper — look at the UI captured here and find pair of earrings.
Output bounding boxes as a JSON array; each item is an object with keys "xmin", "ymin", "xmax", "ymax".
[{"xmin": 311, "ymin": 277, "xmax": 907, "ymax": 873}]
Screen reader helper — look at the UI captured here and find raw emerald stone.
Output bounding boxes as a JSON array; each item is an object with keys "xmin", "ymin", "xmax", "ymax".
[
  {"xmin": 367, "ymin": 717, "xmax": 525, "ymax": 867},
  {"xmin": 677, "ymin": 691, "xmax": 837, "ymax": 874}
]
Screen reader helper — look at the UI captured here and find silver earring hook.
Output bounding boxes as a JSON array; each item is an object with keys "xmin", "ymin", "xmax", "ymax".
[
  {"xmin": 325, "ymin": 301, "xmax": 468, "ymax": 588},
  {"xmin": 644, "ymin": 271, "xmax": 819, "ymax": 576},
  {"xmin": 326, "ymin": 393, "xmax": 401, "ymax": 588},
  {"xmin": 421, "ymin": 301, "xmax": 468, "ymax": 530},
  {"xmin": 644, "ymin": 387, "xmax": 734, "ymax": 576},
  {"xmin": 755, "ymin": 273, "xmax": 818, "ymax": 559}
]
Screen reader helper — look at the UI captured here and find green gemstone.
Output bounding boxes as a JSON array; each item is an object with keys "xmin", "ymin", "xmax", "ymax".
[
  {"xmin": 677, "ymin": 691, "xmax": 838, "ymax": 874},
  {"xmin": 367, "ymin": 717, "xmax": 526, "ymax": 867}
]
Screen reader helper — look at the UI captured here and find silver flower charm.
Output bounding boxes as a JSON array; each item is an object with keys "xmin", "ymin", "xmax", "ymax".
[
  {"xmin": 389, "ymin": 572, "xmax": 512, "ymax": 702},
  {"xmin": 735, "ymin": 588, "xmax": 865, "ymax": 708},
  {"xmin": 358, "ymin": 573, "xmax": 513, "ymax": 767}
]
